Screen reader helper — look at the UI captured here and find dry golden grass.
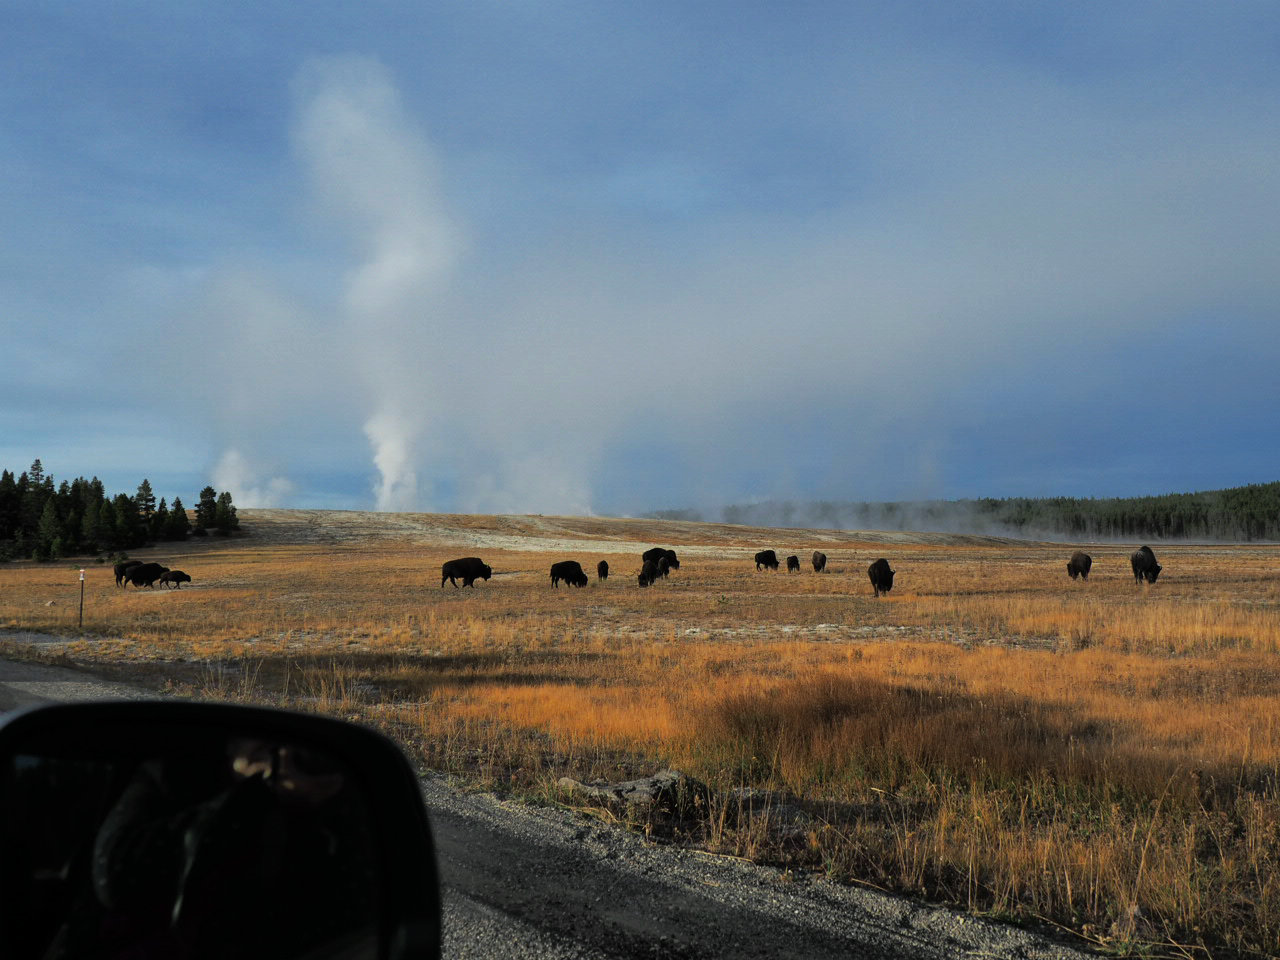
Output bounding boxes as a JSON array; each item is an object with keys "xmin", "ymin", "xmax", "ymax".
[{"xmin": 2, "ymin": 515, "xmax": 1278, "ymax": 957}]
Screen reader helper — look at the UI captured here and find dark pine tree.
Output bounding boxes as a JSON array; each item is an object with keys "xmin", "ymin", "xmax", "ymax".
[
  {"xmin": 165, "ymin": 496, "xmax": 191, "ymax": 540},
  {"xmin": 195, "ymin": 486, "xmax": 218, "ymax": 533},
  {"xmin": 214, "ymin": 491, "xmax": 239, "ymax": 535}
]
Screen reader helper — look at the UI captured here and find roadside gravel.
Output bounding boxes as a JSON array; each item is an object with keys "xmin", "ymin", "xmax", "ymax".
[{"xmin": 424, "ymin": 774, "xmax": 1100, "ymax": 959}]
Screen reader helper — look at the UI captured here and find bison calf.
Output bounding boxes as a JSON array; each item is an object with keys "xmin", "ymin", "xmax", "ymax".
[
  {"xmin": 1066, "ymin": 551, "xmax": 1092, "ymax": 581},
  {"xmin": 868, "ymin": 558, "xmax": 895, "ymax": 597},
  {"xmin": 597, "ymin": 560, "xmax": 609, "ymax": 581},
  {"xmin": 785, "ymin": 555, "xmax": 800, "ymax": 573},
  {"xmin": 158, "ymin": 570, "xmax": 192, "ymax": 589},
  {"xmin": 441, "ymin": 557, "xmax": 492, "ymax": 588},
  {"xmin": 550, "ymin": 560, "xmax": 589, "ymax": 588}
]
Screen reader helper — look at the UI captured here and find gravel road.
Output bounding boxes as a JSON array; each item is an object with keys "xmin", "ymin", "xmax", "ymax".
[
  {"xmin": 424, "ymin": 775, "xmax": 1097, "ymax": 960},
  {"xmin": 0, "ymin": 653, "xmax": 1097, "ymax": 958}
]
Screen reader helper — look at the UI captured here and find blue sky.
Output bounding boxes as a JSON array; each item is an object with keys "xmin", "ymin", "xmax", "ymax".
[{"xmin": 3, "ymin": 3, "xmax": 1278, "ymax": 517}]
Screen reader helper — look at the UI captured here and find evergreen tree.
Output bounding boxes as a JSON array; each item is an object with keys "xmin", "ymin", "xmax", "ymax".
[
  {"xmin": 0, "ymin": 470, "xmax": 18, "ymax": 541},
  {"xmin": 136, "ymin": 479, "xmax": 156, "ymax": 524},
  {"xmin": 80, "ymin": 499, "xmax": 103, "ymax": 553},
  {"xmin": 34, "ymin": 499, "xmax": 61, "ymax": 561},
  {"xmin": 20, "ymin": 463, "xmax": 53, "ymax": 542},
  {"xmin": 195, "ymin": 486, "xmax": 218, "ymax": 532},
  {"xmin": 112, "ymin": 493, "xmax": 145, "ymax": 549},
  {"xmin": 151, "ymin": 497, "xmax": 170, "ymax": 541},
  {"xmin": 165, "ymin": 496, "xmax": 191, "ymax": 540},
  {"xmin": 214, "ymin": 490, "xmax": 239, "ymax": 535},
  {"xmin": 98, "ymin": 498, "xmax": 118, "ymax": 550}
]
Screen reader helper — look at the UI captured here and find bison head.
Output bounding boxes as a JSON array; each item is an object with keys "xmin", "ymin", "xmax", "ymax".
[{"xmin": 1146, "ymin": 564, "xmax": 1162, "ymax": 583}]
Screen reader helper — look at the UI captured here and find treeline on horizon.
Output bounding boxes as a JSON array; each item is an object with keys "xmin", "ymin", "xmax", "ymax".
[
  {"xmin": 0, "ymin": 459, "xmax": 239, "ymax": 562},
  {"xmin": 649, "ymin": 481, "xmax": 1280, "ymax": 542}
]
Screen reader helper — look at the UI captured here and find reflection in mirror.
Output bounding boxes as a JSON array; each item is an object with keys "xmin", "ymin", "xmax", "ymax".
[{"xmin": 1, "ymin": 730, "xmax": 381, "ymax": 959}]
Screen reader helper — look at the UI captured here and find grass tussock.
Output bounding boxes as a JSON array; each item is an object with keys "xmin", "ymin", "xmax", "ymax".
[{"xmin": 2, "ymin": 529, "xmax": 1280, "ymax": 956}]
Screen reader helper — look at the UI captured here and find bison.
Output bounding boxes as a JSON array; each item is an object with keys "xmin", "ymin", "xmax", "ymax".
[
  {"xmin": 868, "ymin": 558, "xmax": 895, "ymax": 597},
  {"xmin": 642, "ymin": 547, "xmax": 680, "ymax": 571},
  {"xmin": 754, "ymin": 550, "xmax": 779, "ymax": 571},
  {"xmin": 638, "ymin": 559, "xmax": 659, "ymax": 587},
  {"xmin": 441, "ymin": 557, "xmax": 492, "ymax": 588},
  {"xmin": 125, "ymin": 563, "xmax": 169, "ymax": 589},
  {"xmin": 597, "ymin": 560, "xmax": 609, "ymax": 581},
  {"xmin": 1066, "ymin": 551, "xmax": 1092, "ymax": 581},
  {"xmin": 1130, "ymin": 546, "xmax": 1161, "ymax": 584},
  {"xmin": 550, "ymin": 560, "xmax": 589, "ymax": 588},
  {"xmin": 812, "ymin": 551, "xmax": 827, "ymax": 573},
  {"xmin": 113, "ymin": 560, "xmax": 143, "ymax": 587},
  {"xmin": 786, "ymin": 555, "xmax": 800, "ymax": 573},
  {"xmin": 158, "ymin": 570, "xmax": 192, "ymax": 589}
]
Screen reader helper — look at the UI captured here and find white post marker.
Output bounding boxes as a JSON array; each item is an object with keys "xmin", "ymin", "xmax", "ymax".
[{"xmin": 79, "ymin": 569, "xmax": 86, "ymax": 631}]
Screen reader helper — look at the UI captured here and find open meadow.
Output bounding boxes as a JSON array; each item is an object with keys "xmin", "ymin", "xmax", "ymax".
[{"xmin": 2, "ymin": 509, "xmax": 1278, "ymax": 958}]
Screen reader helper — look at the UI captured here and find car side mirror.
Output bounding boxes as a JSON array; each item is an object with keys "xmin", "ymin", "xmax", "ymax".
[{"xmin": 0, "ymin": 701, "xmax": 441, "ymax": 959}]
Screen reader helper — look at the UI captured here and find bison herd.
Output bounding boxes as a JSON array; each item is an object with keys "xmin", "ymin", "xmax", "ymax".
[
  {"xmin": 112, "ymin": 559, "xmax": 192, "ymax": 589},
  {"xmin": 438, "ymin": 545, "xmax": 1166, "ymax": 596},
  {"xmin": 106, "ymin": 543, "xmax": 1168, "ymax": 604}
]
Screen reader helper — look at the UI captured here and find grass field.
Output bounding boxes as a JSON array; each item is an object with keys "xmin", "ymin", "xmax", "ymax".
[{"xmin": 2, "ymin": 510, "xmax": 1277, "ymax": 958}]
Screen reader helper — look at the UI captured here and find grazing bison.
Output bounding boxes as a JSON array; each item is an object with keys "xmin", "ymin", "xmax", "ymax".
[
  {"xmin": 786, "ymin": 555, "xmax": 800, "ymax": 573},
  {"xmin": 754, "ymin": 550, "xmax": 779, "ymax": 571},
  {"xmin": 550, "ymin": 560, "xmax": 589, "ymax": 588},
  {"xmin": 657, "ymin": 556, "xmax": 671, "ymax": 579},
  {"xmin": 597, "ymin": 560, "xmax": 609, "ymax": 581},
  {"xmin": 1130, "ymin": 546, "xmax": 1162, "ymax": 584},
  {"xmin": 441, "ymin": 557, "xmax": 492, "ymax": 588},
  {"xmin": 812, "ymin": 551, "xmax": 827, "ymax": 573},
  {"xmin": 868, "ymin": 558, "xmax": 895, "ymax": 597},
  {"xmin": 113, "ymin": 560, "xmax": 143, "ymax": 587},
  {"xmin": 125, "ymin": 563, "xmax": 169, "ymax": 589},
  {"xmin": 638, "ymin": 559, "xmax": 660, "ymax": 587},
  {"xmin": 1066, "ymin": 551, "xmax": 1093, "ymax": 581},
  {"xmin": 158, "ymin": 570, "xmax": 192, "ymax": 589},
  {"xmin": 642, "ymin": 547, "xmax": 680, "ymax": 571}
]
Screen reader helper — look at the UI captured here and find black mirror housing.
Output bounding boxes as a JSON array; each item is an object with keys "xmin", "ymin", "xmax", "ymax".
[{"xmin": 0, "ymin": 701, "xmax": 440, "ymax": 959}]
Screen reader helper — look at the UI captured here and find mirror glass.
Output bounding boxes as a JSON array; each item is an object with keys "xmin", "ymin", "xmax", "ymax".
[{"xmin": 1, "ymin": 727, "xmax": 382, "ymax": 960}]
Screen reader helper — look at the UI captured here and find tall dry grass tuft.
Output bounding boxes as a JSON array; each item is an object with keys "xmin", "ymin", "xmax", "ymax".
[{"xmin": 689, "ymin": 670, "xmax": 1279, "ymax": 956}]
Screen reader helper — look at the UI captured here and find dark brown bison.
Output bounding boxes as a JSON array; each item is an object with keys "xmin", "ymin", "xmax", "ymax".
[
  {"xmin": 638, "ymin": 559, "xmax": 659, "ymax": 587},
  {"xmin": 125, "ymin": 563, "xmax": 169, "ymax": 589},
  {"xmin": 550, "ymin": 560, "xmax": 588, "ymax": 588},
  {"xmin": 785, "ymin": 555, "xmax": 800, "ymax": 572},
  {"xmin": 441, "ymin": 557, "xmax": 492, "ymax": 588},
  {"xmin": 113, "ymin": 560, "xmax": 143, "ymax": 587},
  {"xmin": 158, "ymin": 570, "xmax": 192, "ymax": 589},
  {"xmin": 642, "ymin": 548, "xmax": 679, "ymax": 571},
  {"xmin": 597, "ymin": 560, "xmax": 609, "ymax": 581},
  {"xmin": 812, "ymin": 551, "xmax": 827, "ymax": 573},
  {"xmin": 868, "ymin": 558, "xmax": 895, "ymax": 597},
  {"xmin": 1130, "ymin": 546, "xmax": 1161, "ymax": 584},
  {"xmin": 754, "ymin": 550, "xmax": 779, "ymax": 571},
  {"xmin": 1066, "ymin": 552, "xmax": 1092, "ymax": 581}
]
